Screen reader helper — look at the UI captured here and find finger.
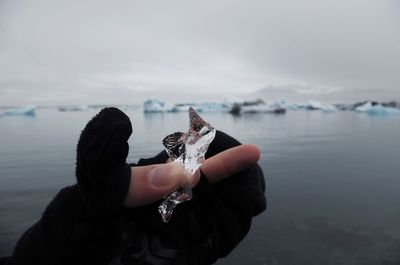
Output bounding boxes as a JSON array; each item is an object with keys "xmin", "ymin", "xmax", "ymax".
[
  {"xmin": 124, "ymin": 144, "xmax": 260, "ymax": 208},
  {"xmin": 123, "ymin": 161, "xmax": 200, "ymax": 208},
  {"xmin": 201, "ymin": 144, "xmax": 260, "ymax": 184}
]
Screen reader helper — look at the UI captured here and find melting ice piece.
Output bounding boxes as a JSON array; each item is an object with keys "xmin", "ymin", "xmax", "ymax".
[{"xmin": 159, "ymin": 107, "xmax": 216, "ymax": 222}]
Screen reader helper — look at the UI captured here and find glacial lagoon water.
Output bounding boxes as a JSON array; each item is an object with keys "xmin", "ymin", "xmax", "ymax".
[{"xmin": 0, "ymin": 108, "xmax": 399, "ymax": 264}]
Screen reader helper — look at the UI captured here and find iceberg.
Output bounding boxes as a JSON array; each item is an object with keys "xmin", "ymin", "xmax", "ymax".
[
  {"xmin": 229, "ymin": 99, "xmax": 286, "ymax": 114},
  {"xmin": 143, "ymin": 99, "xmax": 175, "ymax": 113},
  {"xmin": 307, "ymin": 100, "xmax": 325, "ymax": 110},
  {"xmin": 241, "ymin": 104, "xmax": 284, "ymax": 114},
  {"xmin": 382, "ymin": 101, "xmax": 400, "ymax": 109},
  {"xmin": 297, "ymin": 101, "xmax": 336, "ymax": 113},
  {"xmin": 321, "ymin": 105, "xmax": 336, "ymax": 113},
  {"xmin": 335, "ymin": 103, "xmax": 355, "ymax": 111},
  {"xmin": 141, "ymin": 98, "xmax": 345, "ymax": 114},
  {"xmin": 2, "ymin": 105, "xmax": 36, "ymax": 116},
  {"xmin": 308, "ymin": 101, "xmax": 336, "ymax": 112},
  {"xmin": 173, "ymin": 102, "xmax": 229, "ymax": 113},
  {"xmin": 271, "ymin": 99, "xmax": 290, "ymax": 109},
  {"xmin": 143, "ymin": 99, "xmax": 231, "ymax": 113},
  {"xmin": 270, "ymin": 99, "xmax": 302, "ymax": 110},
  {"xmin": 355, "ymin": 102, "xmax": 400, "ymax": 115},
  {"xmin": 58, "ymin": 105, "xmax": 89, "ymax": 112},
  {"xmin": 196, "ymin": 102, "xmax": 231, "ymax": 112}
]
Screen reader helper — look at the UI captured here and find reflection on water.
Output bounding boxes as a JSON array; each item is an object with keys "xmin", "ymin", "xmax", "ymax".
[{"xmin": 0, "ymin": 109, "xmax": 400, "ymax": 264}]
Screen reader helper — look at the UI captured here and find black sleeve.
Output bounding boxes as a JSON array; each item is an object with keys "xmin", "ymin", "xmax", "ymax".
[
  {"xmin": 2, "ymin": 108, "xmax": 134, "ymax": 265},
  {"xmin": 5, "ymin": 185, "xmax": 124, "ymax": 265},
  {"xmin": 133, "ymin": 130, "xmax": 267, "ymax": 264}
]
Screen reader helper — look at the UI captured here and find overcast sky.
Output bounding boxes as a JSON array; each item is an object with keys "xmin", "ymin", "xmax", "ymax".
[{"xmin": 1, "ymin": 0, "xmax": 399, "ymax": 105}]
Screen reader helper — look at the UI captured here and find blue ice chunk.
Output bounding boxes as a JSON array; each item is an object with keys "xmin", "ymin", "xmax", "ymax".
[
  {"xmin": 306, "ymin": 101, "xmax": 336, "ymax": 112},
  {"xmin": 3, "ymin": 105, "xmax": 36, "ymax": 116},
  {"xmin": 58, "ymin": 105, "xmax": 89, "ymax": 112},
  {"xmin": 143, "ymin": 99, "xmax": 175, "ymax": 113},
  {"xmin": 143, "ymin": 99, "xmax": 231, "ymax": 113},
  {"xmin": 355, "ymin": 102, "xmax": 400, "ymax": 115},
  {"xmin": 241, "ymin": 103, "xmax": 275, "ymax": 113}
]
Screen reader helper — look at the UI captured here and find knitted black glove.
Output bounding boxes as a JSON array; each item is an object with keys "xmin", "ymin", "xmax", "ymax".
[
  {"xmin": 76, "ymin": 107, "xmax": 132, "ymax": 218},
  {"xmin": 121, "ymin": 131, "xmax": 266, "ymax": 265}
]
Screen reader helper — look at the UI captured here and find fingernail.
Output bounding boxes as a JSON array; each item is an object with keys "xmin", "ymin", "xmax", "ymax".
[{"xmin": 149, "ymin": 163, "xmax": 179, "ymax": 187}]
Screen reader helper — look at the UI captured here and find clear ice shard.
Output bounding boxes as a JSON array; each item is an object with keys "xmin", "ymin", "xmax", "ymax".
[{"xmin": 158, "ymin": 107, "xmax": 216, "ymax": 223}]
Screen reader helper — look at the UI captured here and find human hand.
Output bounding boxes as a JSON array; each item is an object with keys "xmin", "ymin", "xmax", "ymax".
[
  {"xmin": 123, "ymin": 144, "xmax": 260, "ymax": 208},
  {"xmin": 75, "ymin": 107, "xmax": 262, "ymax": 217}
]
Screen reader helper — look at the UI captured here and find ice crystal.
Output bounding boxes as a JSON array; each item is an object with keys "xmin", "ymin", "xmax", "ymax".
[{"xmin": 159, "ymin": 108, "xmax": 216, "ymax": 222}]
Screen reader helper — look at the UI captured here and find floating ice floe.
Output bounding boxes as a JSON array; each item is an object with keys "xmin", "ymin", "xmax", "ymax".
[
  {"xmin": 308, "ymin": 101, "xmax": 336, "ymax": 112},
  {"xmin": 143, "ymin": 99, "xmax": 175, "ymax": 113},
  {"xmin": 1, "ymin": 105, "xmax": 36, "ymax": 116},
  {"xmin": 240, "ymin": 104, "xmax": 286, "ymax": 114},
  {"xmin": 58, "ymin": 105, "xmax": 89, "ymax": 112},
  {"xmin": 355, "ymin": 102, "xmax": 400, "ymax": 115},
  {"xmin": 297, "ymin": 101, "xmax": 336, "ymax": 113},
  {"xmin": 175, "ymin": 102, "xmax": 230, "ymax": 113},
  {"xmin": 142, "ymin": 98, "xmax": 400, "ymax": 115},
  {"xmin": 143, "ymin": 99, "xmax": 231, "ymax": 113},
  {"xmin": 229, "ymin": 99, "xmax": 286, "ymax": 114},
  {"xmin": 270, "ymin": 99, "xmax": 300, "ymax": 110},
  {"xmin": 335, "ymin": 103, "xmax": 355, "ymax": 111}
]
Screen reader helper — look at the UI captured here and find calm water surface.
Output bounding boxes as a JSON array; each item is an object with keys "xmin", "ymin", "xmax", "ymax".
[{"xmin": 0, "ymin": 108, "xmax": 399, "ymax": 264}]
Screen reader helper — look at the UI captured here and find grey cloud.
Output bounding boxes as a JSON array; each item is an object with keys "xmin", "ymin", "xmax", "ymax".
[{"xmin": 0, "ymin": 0, "xmax": 399, "ymax": 105}]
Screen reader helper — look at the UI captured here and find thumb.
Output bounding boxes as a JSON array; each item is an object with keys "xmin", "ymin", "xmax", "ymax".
[{"xmin": 123, "ymin": 161, "xmax": 199, "ymax": 208}]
